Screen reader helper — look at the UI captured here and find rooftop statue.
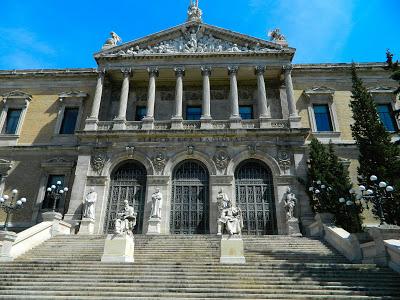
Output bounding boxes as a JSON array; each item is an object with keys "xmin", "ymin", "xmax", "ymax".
[
  {"xmin": 187, "ymin": 0, "xmax": 202, "ymax": 23},
  {"xmin": 268, "ymin": 28, "xmax": 288, "ymax": 46},
  {"xmin": 102, "ymin": 31, "xmax": 122, "ymax": 49}
]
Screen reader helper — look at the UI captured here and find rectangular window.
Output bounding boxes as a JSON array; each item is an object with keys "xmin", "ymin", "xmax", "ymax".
[
  {"xmin": 59, "ymin": 107, "xmax": 79, "ymax": 134},
  {"xmin": 135, "ymin": 106, "xmax": 147, "ymax": 121},
  {"xmin": 42, "ymin": 175, "xmax": 65, "ymax": 210},
  {"xmin": 2, "ymin": 109, "xmax": 22, "ymax": 134},
  {"xmin": 377, "ymin": 104, "xmax": 397, "ymax": 132},
  {"xmin": 186, "ymin": 106, "xmax": 202, "ymax": 120},
  {"xmin": 313, "ymin": 104, "xmax": 333, "ymax": 131},
  {"xmin": 239, "ymin": 106, "xmax": 253, "ymax": 120}
]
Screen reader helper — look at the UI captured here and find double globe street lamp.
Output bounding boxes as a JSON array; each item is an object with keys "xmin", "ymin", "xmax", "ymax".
[
  {"xmin": 0, "ymin": 189, "xmax": 27, "ymax": 231},
  {"xmin": 46, "ymin": 181, "xmax": 69, "ymax": 213}
]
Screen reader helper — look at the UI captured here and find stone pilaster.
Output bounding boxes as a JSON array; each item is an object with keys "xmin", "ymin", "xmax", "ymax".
[
  {"xmin": 228, "ymin": 66, "xmax": 242, "ymax": 129},
  {"xmin": 255, "ymin": 66, "xmax": 271, "ymax": 128},
  {"xmin": 171, "ymin": 67, "xmax": 185, "ymax": 130},
  {"xmin": 113, "ymin": 68, "xmax": 131, "ymax": 130},
  {"xmin": 283, "ymin": 65, "xmax": 301, "ymax": 128},
  {"xmin": 142, "ymin": 67, "xmax": 159, "ymax": 130},
  {"xmin": 85, "ymin": 69, "xmax": 105, "ymax": 131},
  {"xmin": 200, "ymin": 66, "xmax": 212, "ymax": 129}
]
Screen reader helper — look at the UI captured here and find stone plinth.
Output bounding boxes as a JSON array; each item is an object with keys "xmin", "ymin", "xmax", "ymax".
[
  {"xmin": 229, "ymin": 117, "xmax": 242, "ymax": 129},
  {"xmin": 147, "ymin": 217, "xmax": 161, "ymax": 235},
  {"xmin": 384, "ymin": 240, "xmax": 400, "ymax": 273},
  {"xmin": 259, "ymin": 117, "xmax": 272, "ymax": 129},
  {"xmin": 42, "ymin": 211, "xmax": 63, "ymax": 222},
  {"xmin": 78, "ymin": 218, "xmax": 95, "ymax": 235},
  {"xmin": 367, "ymin": 225, "xmax": 400, "ymax": 266},
  {"xmin": 101, "ymin": 234, "xmax": 134, "ymax": 263},
  {"xmin": 288, "ymin": 218, "xmax": 302, "ymax": 237},
  {"xmin": 220, "ymin": 236, "xmax": 245, "ymax": 264},
  {"xmin": 0, "ymin": 231, "xmax": 17, "ymax": 262}
]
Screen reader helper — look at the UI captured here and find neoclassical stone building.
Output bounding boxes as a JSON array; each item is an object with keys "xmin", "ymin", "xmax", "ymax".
[{"xmin": 0, "ymin": 4, "xmax": 398, "ymax": 235}]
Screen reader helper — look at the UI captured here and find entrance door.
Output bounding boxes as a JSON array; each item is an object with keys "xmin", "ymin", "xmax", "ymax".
[
  {"xmin": 170, "ymin": 160, "xmax": 209, "ymax": 234},
  {"xmin": 104, "ymin": 161, "xmax": 146, "ymax": 234},
  {"xmin": 235, "ymin": 160, "xmax": 276, "ymax": 235}
]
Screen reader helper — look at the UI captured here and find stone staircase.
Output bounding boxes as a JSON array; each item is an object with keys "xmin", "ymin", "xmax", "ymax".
[{"xmin": 0, "ymin": 234, "xmax": 399, "ymax": 299}]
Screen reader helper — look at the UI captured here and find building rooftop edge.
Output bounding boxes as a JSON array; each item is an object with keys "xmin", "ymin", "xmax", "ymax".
[{"xmin": 0, "ymin": 62, "xmax": 388, "ymax": 76}]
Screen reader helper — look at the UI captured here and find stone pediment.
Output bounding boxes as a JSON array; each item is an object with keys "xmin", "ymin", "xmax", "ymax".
[
  {"xmin": 368, "ymin": 86, "xmax": 396, "ymax": 94},
  {"xmin": 2, "ymin": 90, "xmax": 32, "ymax": 100},
  {"xmin": 95, "ymin": 22, "xmax": 294, "ymax": 59}
]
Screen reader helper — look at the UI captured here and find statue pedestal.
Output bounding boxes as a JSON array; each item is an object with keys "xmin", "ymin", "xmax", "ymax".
[
  {"xmin": 0, "ymin": 231, "xmax": 17, "ymax": 262},
  {"xmin": 147, "ymin": 217, "xmax": 161, "ymax": 235},
  {"xmin": 78, "ymin": 218, "xmax": 95, "ymax": 235},
  {"xmin": 220, "ymin": 236, "xmax": 245, "ymax": 264},
  {"xmin": 101, "ymin": 234, "xmax": 134, "ymax": 263},
  {"xmin": 288, "ymin": 218, "xmax": 302, "ymax": 237}
]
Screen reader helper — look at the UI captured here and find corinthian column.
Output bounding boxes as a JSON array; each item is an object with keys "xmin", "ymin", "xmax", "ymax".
[
  {"xmin": 283, "ymin": 64, "xmax": 301, "ymax": 128},
  {"xmin": 228, "ymin": 66, "xmax": 242, "ymax": 129},
  {"xmin": 171, "ymin": 67, "xmax": 185, "ymax": 130},
  {"xmin": 113, "ymin": 68, "xmax": 131, "ymax": 130},
  {"xmin": 142, "ymin": 67, "xmax": 159, "ymax": 130},
  {"xmin": 200, "ymin": 66, "xmax": 212, "ymax": 129},
  {"xmin": 84, "ymin": 69, "xmax": 105, "ymax": 130}
]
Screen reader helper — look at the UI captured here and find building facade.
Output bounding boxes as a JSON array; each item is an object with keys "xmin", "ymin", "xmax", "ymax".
[{"xmin": 0, "ymin": 4, "xmax": 398, "ymax": 235}]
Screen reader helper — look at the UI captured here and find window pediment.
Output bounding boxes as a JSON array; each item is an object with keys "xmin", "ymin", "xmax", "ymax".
[
  {"xmin": 58, "ymin": 91, "xmax": 88, "ymax": 106},
  {"xmin": 2, "ymin": 90, "xmax": 32, "ymax": 108},
  {"xmin": 304, "ymin": 87, "xmax": 335, "ymax": 102}
]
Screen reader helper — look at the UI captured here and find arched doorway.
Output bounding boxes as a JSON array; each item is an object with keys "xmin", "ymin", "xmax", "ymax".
[
  {"xmin": 235, "ymin": 160, "xmax": 277, "ymax": 235},
  {"xmin": 104, "ymin": 161, "xmax": 147, "ymax": 234},
  {"xmin": 170, "ymin": 160, "xmax": 209, "ymax": 234}
]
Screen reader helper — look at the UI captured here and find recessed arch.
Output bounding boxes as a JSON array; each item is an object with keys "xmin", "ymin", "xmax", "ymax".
[
  {"xmin": 104, "ymin": 160, "xmax": 147, "ymax": 234},
  {"xmin": 164, "ymin": 150, "xmax": 217, "ymax": 176},
  {"xmin": 170, "ymin": 159, "xmax": 210, "ymax": 234},
  {"xmin": 235, "ymin": 159, "xmax": 277, "ymax": 235}
]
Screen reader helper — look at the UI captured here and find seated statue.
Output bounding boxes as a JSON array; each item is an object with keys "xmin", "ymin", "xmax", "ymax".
[
  {"xmin": 217, "ymin": 199, "xmax": 243, "ymax": 236},
  {"xmin": 114, "ymin": 200, "xmax": 137, "ymax": 236}
]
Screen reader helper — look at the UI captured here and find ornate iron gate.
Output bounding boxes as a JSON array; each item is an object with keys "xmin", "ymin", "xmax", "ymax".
[
  {"xmin": 235, "ymin": 160, "xmax": 276, "ymax": 235},
  {"xmin": 104, "ymin": 161, "xmax": 146, "ymax": 234},
  {"xmin": 170, "ymin": 160, "xmax": 209, "ymax": 234}
]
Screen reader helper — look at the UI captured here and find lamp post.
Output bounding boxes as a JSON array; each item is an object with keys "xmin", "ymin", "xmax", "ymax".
[
  {"xmin": 338, "ymin": 195, "xmax": 355, "ymax": 230},
  {"xmin": 0, "ymin": 189, "xmax": 27, "ymax": 231},
  {"xmin": 356, "ymin": 175, "xmax": 394, "ymax": 225},
  {"xmin": 46, "ymin": 181, "xmax": 68, "ymax": 213},
  {"xmin": 308, "ymin": 180, "xmax": 332, "ymax": 211}
]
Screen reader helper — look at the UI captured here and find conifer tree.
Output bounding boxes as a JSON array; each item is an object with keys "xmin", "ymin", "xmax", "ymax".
[
  {"xmin": 350, "ymin": 63, "xmax": 400, "ymax": 225},
  {"xmin": 306, "ymin": 138, "xmax": 362, "ymax": 232}
]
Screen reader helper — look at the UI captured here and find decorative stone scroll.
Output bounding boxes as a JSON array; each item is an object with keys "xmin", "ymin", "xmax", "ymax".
[
  {"xmin": 213, "ymin": 150, "xmax": 231, "ymax": 171},
  {"xmin": 91, "ymin": 152, "xmax": 108, "ymax": 175},
  {"xmin": 152, "ymin": 152, "xmax": 167, "ymax": 173},
  {"xmin": 277, "ymin": 151, "xmax": 291, "ymax": 174}
]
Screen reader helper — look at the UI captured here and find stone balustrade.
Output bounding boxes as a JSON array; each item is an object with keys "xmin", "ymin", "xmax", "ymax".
[{"xmin": 94, "ymin": 119, "xmax": 290, "ymax": 132}]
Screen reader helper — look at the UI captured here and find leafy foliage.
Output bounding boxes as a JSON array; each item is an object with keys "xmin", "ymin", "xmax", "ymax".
[
  {"xmin": 306, "ymin": 138, "xmax": 362, "ymax": 232},
  {"xmin": 386, "ymin": 50, "xmax": 400, "ymax": 99},
  {"xmin": 350, "ymin": 63, "xmax": 400, "ymax": 225}
]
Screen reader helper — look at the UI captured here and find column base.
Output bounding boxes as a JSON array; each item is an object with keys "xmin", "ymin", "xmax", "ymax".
[
  {"xmin": 0, "ymin": 231, "xmax": 17, "ymax": 262},
  {"xmin": 78, "ymin": 218, "xmax": 95, "ymax": 235},
  {"xmin": 259, "ymin": 116, "xmax": 272, "ymax": 129},
  {"xmin": 141, "ymin": 117, "xmax": 154, "ymax": 130},
  {"xmin": 171, "ymin": 117, "xmax": 183, "ymax": 130},
  {"xmin": 101, "ymin": 234, "xmax": 135, "ymax": 263},
  {"xmin": 200, "ymin": 116, "xmax": 213, "ymax": 129},
  {"xmin": 84, "ymin": 117, "xmax": 98, "ymax": 131},
  {"xmin": 113, "ymin": 118, "xmax": 126, "ymax": 130},
  {"xmin": 229, "ymin": 116, "xmax": 242, "ymax": 129},
  {"xmin": 289, "ymin": 116, "xmax": 302, "ymax": 129},
  {"xmin": 220, "ymin": 236, "xmax": 246, "ymax": 264},
  {"xmin": 147, "ymin": 217, "xmax": 161, "ymax": 235}
]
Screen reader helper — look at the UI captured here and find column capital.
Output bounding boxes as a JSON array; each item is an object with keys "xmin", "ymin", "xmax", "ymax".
[
  {"xmin": 255, "ymin": 66, "xmax": 266, "ymax": 75},
  {"xmin": 283, "ymin": 64, "xmax": 293, "ymax": 73},
  {"xmin": 228, "ymin": 66, "xmax": 239, "ymax": 75},
  {"xmin": 96, "ymin": 68, "xmax": 106, "ymax": 77},
  {"xmin": 174, "ymin": 67, "xmax": 185, "ymax": 77},
  {"xmin": 147, "ymin": 67, "xmax": 159, "ymax": 77},
  {"xmin": 121, "ymin": 68, "xmax": 132, "ymax": 77},
  {"xmin": 201, "ymin": 66, "xmax": 212, "ymax": 76}
]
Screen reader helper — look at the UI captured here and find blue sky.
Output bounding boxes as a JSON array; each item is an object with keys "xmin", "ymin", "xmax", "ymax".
[{"xmin": 0, "ymin": 0, "xmax": 399, "ymax": 69}]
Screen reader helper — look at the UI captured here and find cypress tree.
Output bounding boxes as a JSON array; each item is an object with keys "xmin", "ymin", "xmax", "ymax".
[{"xmin": 350, "ymin": 63, "xmax": 400, "ymax": 225}]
